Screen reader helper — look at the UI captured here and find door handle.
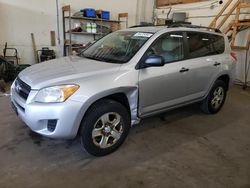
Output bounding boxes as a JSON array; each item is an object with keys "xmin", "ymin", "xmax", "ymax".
[
  {"xmin": 214, "ymin": 62, "xmax": 221, "ymax": 66},
  {"xmin": 179, "ymin": 67, "xmax": 189, "ymax": 73}
]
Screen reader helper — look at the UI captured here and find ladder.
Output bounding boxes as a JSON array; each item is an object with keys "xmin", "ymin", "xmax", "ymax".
[{"xmin": 209, "ymin": 0, "xmax": 250, "ymax": 49}]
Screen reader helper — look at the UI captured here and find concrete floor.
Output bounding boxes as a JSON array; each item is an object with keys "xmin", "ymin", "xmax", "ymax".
[{"xmin": 0, "ymin": 86, "xmax": 250, "ymax": 188}]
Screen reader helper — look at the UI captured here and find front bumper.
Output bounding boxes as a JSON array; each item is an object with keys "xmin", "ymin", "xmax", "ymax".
[{"xmin": 10, "ymin": 83, "xmax": 84, "ymax": 139}]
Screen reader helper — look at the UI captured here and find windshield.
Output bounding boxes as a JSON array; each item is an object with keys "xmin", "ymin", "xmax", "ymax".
[{"xmin": 82, "ymin": 31, "xmax": 153, "ymax": 63}]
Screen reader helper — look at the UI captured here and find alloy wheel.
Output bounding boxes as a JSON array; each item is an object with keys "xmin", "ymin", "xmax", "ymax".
[
  {"xmin": 211, "ymin": 86, "xmax": 224, "ymax": 109},
  {"xmin": 92, "ymin": 112, "xmax": 123, "ymax": 149}
]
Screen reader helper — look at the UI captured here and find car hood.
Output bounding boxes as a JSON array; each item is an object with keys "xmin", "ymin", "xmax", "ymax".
[{"xmin": 18, "ymin": 56, "xmax": 122, "ymax": 89}]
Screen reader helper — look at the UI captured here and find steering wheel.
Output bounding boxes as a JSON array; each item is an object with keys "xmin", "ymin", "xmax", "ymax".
[{"xmin": 147, "ymin": 47, "xmax": 157, "ymax": 56}]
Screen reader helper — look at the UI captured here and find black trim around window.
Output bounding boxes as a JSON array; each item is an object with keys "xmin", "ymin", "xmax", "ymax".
[{"xmin": 136, "ymin": 31, "xmax": 225, "ymax": 70}]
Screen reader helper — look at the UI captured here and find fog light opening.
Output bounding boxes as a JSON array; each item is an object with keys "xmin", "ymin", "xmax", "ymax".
[{"xmin": 47, "ymin": 120, "xmax": 58, "ymax": 132}]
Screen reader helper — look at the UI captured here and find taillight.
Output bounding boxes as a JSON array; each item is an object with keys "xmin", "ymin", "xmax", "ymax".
[{"xmin": 230, "ymin": 52, "xmax": 237, "ymax": 61}]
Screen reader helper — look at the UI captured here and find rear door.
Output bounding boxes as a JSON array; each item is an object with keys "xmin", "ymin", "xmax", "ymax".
[{"xmin": 184, "ymin": 31, "xmax": 225, "ymax": 99}]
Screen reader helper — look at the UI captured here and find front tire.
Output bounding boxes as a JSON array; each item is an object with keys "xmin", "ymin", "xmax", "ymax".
[
  {"xmin": 80, "ymin": 99, "xmax": 130, "ymax": 156},
  {"xmin": 201, "ymin": 80, "xmax": 227, "ymax": 114}
]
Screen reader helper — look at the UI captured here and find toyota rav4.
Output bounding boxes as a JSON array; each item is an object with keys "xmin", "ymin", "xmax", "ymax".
[{"xmin": 10, "ymin": 24, "xmax": 236, "ymax": 156}]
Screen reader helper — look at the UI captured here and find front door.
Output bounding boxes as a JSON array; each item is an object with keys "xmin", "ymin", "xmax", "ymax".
[{"xmin": 138, "ymin": 32, "xmax": 190, "ymax": 116}]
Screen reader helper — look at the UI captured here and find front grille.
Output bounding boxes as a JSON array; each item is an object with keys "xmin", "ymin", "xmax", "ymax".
[
  {"xmin": 14, "ymin": 100, "xmax": 25, "ymax": 112},
  {"xmin": 15, "ymin": 77, "xmax": 31, "ymax": 100},
  {"xmin": 47, "ymin": 120, "xmax": 57, "ymax": 132}
]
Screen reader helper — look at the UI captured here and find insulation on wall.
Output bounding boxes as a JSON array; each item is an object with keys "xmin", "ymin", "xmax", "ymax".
[{"xmin": 157, "ymin": 0, "xmax": 209, "ymax": 7}]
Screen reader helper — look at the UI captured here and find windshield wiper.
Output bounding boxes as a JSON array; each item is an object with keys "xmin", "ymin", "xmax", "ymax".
[
  {"xmin": 83, "ymin": 54, "xmax": 124, "ymax": 64},
  {"xmin": 83, "ymin": 54, "xmax": 106, "ymax": 62},
  {"xmin": 102, "ymin": 57, "xmax": 123, "ymax": 64}
]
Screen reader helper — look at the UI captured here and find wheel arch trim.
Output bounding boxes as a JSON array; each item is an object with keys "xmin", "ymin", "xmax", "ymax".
[
  {"xmin": 73, "ymin": 87, "xmax": 140, "ymax": 137},
  {"xmin": 205, "ymin": 72, "xmax": 231, "ymax": 99}
]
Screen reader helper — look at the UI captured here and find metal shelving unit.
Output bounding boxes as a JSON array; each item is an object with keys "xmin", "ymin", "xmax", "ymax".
[
  {"xmin": 62, "ymin": 5, "xmax": 122, "ymax": 56},
  {"xmin": 64, "ymin": 16, "xmax": 121, "ymax": 23}
]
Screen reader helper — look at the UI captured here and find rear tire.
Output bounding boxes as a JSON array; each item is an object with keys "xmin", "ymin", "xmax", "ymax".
[
  {"xmin": 80, "ymin": 99, "xmax": 130, "ymax": 156},
  {"xmin": 200, "ymin": 80, "xmax": 227, "ymax": 114}
]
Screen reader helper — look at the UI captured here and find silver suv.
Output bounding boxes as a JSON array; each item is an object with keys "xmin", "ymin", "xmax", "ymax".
[{"xmin": 11, "ymin": 25, "xmax": 236, "ymax": 156}]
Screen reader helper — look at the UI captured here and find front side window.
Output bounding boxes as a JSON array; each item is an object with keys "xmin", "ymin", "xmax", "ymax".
[
  {"xmin": 146, "ymin": 32, "xmax": 185, "ymax": 64},
  {"xmin": 82, "ymin": 31, "xmax": 153, "ymax": 63}
]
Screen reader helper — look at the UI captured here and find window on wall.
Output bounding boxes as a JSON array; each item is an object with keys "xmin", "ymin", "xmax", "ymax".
[
  {"xmin": 187, "ymin": 32, "xmax": 225, "ymax": 59},
  {"xmin": 146, "ymin": 32, "xmax": 184, "ymax": 63}
]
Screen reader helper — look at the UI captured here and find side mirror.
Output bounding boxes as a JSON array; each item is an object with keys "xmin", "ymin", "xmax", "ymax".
[{"xmin": 143, "ymin": 55, "xmax": 165, "ymax": 68}]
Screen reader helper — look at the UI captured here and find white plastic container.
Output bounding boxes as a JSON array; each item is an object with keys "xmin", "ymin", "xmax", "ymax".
[
  {"xmin": 91, "ymin": 23, "xmax": 97, "ymax": 33},
  {"xmin": 86, "ymin": 23, "xmax": 92, "ymax": 33}
]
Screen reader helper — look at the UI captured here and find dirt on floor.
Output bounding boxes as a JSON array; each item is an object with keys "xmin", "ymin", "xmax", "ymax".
[{"xmin": 0, "ymin": 86, "xmax": 250, "ymax": 188}]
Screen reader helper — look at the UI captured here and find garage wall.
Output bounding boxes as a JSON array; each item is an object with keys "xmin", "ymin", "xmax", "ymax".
[
  {"xmin": 0, "ymin": 0, "xmax": 58, "ymax": 65},
  {"xmin": 0, "ymin": 0, "xmax": 154, "ymax": 65}
]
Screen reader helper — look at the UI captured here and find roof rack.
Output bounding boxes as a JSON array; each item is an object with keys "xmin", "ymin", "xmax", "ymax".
[
  {"xmin": 169, "ymin": 23, "xmax": 222, "ymax": 33},
  {"xmin": 129, "ymin": 22, "xmax": 222, "ymax": 34},
  {"xmin": 130, "ymin": 24, "xmax": 162, "ymax": 28}
]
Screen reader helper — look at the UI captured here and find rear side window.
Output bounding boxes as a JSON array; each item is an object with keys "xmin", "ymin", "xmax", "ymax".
[
  {"xmin": 187, "ymin": 32, "xmax": 225, "ymax": 59},
  {"xmin": 211, "ymin": 34, "xmax": 225, "ymax": 54}
]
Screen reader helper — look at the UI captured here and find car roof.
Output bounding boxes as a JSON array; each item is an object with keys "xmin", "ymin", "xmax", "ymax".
[
  {"xmin": 122, "ymin": 26, "xmax": 166, "ymax": 33},
  {"xmin": 121, "ymin": 26, "xmax": 224, "ymax": 36}
]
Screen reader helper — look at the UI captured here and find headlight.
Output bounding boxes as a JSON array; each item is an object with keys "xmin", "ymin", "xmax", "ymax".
[{"xmin": 35, "ymin": 85, "xmax": 79, "ymax": 103}]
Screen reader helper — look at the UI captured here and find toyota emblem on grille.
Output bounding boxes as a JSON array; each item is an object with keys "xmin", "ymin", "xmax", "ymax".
[{"xmin": 16, "ymin": 84, "xmax": 21, "ymax": 93}]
